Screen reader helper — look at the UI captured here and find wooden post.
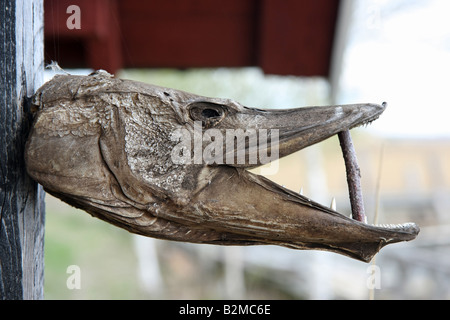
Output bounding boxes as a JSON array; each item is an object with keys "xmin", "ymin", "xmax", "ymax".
[{"xmin": 0, "ymin": 0, "xmax": 45, "ymax": 300}]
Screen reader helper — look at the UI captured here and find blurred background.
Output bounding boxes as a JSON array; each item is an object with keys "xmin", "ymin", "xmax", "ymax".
[{"xmin": 42, "ymin": 0, "xmax": 450, "ymax": 299}]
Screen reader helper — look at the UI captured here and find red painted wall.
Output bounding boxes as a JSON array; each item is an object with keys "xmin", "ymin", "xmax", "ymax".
[{"xmin": 44, "ymin": 0, "xmax": 339, "ymax": 77}]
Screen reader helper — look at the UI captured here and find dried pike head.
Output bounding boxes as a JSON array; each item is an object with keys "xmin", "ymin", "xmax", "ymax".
[{"xmin": 25, "ymin": 71, "xmax": 419, "ymax": 262}]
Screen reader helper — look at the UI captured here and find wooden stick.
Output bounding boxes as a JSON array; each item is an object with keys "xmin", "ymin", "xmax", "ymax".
[{"xmin": 338, "ymin": 130, "xmax": 366, "ymax": 223}]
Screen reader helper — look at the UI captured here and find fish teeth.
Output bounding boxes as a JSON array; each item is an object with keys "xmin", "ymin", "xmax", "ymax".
[
  {"xmin": 373, "ymin": 223, "xmax": 405, "ymax": 229},
  {"xmin": 330, "ymin": 197, "xmax": 336, "ymax": 211}
]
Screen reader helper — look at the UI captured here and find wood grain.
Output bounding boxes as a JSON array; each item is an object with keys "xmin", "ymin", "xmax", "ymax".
[{"xmin": 0, "ymin": 0, "xmax": 45, "ymax": 300}]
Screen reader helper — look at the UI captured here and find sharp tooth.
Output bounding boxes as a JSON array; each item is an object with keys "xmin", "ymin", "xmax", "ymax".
[
  {"xmin": 330, "ymin": 197, "xmax": 336, "ymax": 211},
  {"xmin": 299, "ymin": 187, "xmax": 303, "ymax": 195}
]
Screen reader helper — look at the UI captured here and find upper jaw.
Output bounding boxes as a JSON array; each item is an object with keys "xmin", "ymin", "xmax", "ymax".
[{"xmin": 223, "ymin": 103, "xmax": 387, "ymax": 168}]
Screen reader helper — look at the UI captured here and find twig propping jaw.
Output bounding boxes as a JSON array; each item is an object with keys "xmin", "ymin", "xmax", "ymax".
[{"xmin": 338, "ymin": 130, "xmax": 367, "ymax": 223}]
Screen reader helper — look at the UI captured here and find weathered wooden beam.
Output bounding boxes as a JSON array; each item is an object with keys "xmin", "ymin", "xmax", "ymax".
[{"xmin": 0, "ymin": 0, "xmax": 45, "ymax": 300}]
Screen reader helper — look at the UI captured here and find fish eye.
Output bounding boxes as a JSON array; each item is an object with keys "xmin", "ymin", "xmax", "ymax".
[
  {"xmin": 201, "ymin": 108, "xmax": 221, "ymax": 118},
  {"xmin": 189, "ymin": 102, "xmax": 226, "ymax": 127}
]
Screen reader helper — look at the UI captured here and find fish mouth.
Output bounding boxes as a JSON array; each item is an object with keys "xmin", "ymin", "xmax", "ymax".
[{"xmin": 198, "ymin": 102, "xmax": 420, "ymax": 262}]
